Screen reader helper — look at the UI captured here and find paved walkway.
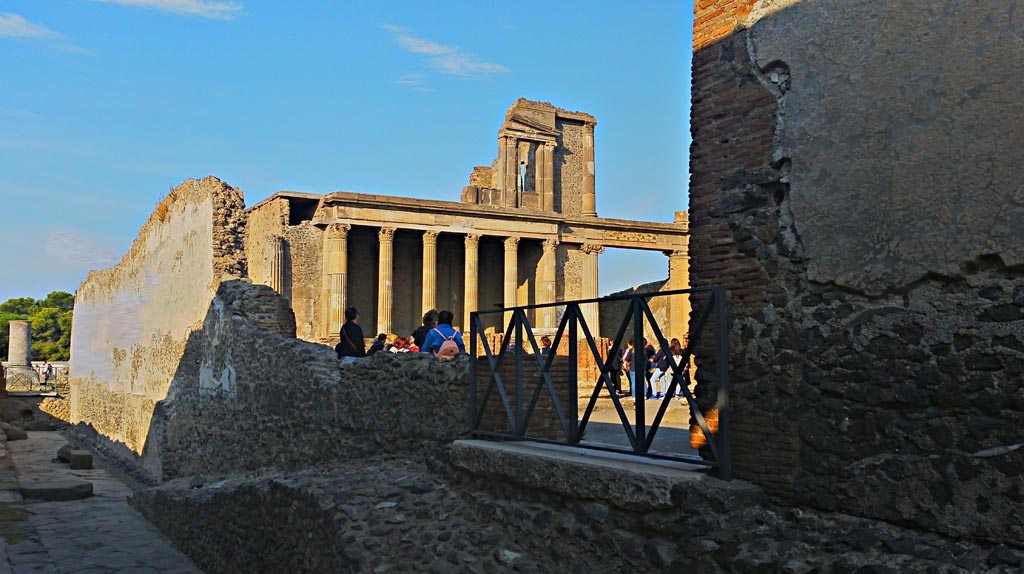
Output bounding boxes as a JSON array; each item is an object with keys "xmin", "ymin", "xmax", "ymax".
[{"xmin": 0, "ymin": 432, "xmax": 204, "ymax": 574}]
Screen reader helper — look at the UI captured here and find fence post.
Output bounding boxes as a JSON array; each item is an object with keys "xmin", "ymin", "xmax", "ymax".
[
  {"xmin": 569, "ymin": 305, "xmax": 579, "ymax": 444},
  {"xmin": 713, "ymin": 287, "xmax": 732, "ymax": 480},
  {"xmin": 469, "ymin": 313, "xmax": 478, "ymax": 436}
]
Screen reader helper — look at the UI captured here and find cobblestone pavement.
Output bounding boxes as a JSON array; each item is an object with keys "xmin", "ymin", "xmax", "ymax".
[{"xmin": 0, "ymin": 431, "xmax": 204, "ymax": 574}]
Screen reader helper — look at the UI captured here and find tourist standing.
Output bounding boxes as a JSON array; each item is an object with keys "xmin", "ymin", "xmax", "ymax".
[
  {"xmin": 540, "ymin": 336, "xmax": 552, "ymax": 357},
  {"xmin": 43, "ymin": 362, "xmax": 54, "ymax": 386},
  {"xmin": 335, "ymin": 307, "xmax": 366, "ymax": 361},
  {"xmin": 609, "ymin": 340, "xmax": 625, "ymax": 396},
  {"xmin": 623, "ymin": 340, "xmax": 637, "ymax": 400}
]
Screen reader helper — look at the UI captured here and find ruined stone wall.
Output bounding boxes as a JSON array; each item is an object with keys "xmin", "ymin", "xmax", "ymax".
[
  {"xmin": 554, "ymin": 119, "xmax": 586, "ymax": 218},
  {"xmin": 599, "ymin": 280, "xmax": 679, "ymax": 343},
  {"xmin": 69, "ymin": 177, "xmax": 247, "ymax": 464},
  {"xmin": 153, "ymin": 280, "xmax": 470, "ymax": 480},
  {"xmin": 281, "ymin": 222, "xmax": 322, "ymax": 341},
  {"xmin": 689, "ymin": 0, "xmax": 1024, "ymax": 546},
  {"xmin": 244, "ymin": 197, "xmax": 288, "ymax": 294}
]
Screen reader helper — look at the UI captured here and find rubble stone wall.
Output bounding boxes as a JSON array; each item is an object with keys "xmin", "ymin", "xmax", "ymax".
[
  {"xmin": 68, "ymin": 177, "xmax": 247, "ymax": 464},
  {"xmin": 689, "ymin": 0, "xmax": 1024, "ymax": 546},
  {"xmin": 154, "ymin": 280, "xmax": 470, "ymax": 480}
]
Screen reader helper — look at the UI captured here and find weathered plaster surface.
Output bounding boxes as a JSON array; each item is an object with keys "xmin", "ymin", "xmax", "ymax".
[
  {"xmin": 749, "ymin": 0, "xmax": 1024, "ymax": 293},
  {"xmin": 68, "ymin": 177, "xmax": 246, "ymax": 455}
]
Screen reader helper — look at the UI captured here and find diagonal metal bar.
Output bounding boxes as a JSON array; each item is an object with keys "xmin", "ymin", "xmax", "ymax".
[
  {"xmin": 642, "ymin": 294, "xmax": 721, "ymax": 461},
  {"xmin": 518, "ymin": 309, "xmax": 573, "ymax": 441},
  {"xmin": 471, "ymin": 313, "xmax": 516, "ymax": 433},
  {"xmin": 576, "ymin": 302, "xmax": 638, "ymax": 450}
]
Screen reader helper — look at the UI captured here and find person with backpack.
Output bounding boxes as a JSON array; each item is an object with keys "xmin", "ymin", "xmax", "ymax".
[
  {"xmin": 420, "ymin": 309, "xmax": 465, "ymax": 359},
  {"xmin": 335, "ymin": 307, "xmax": 366, "ymax": 361}
]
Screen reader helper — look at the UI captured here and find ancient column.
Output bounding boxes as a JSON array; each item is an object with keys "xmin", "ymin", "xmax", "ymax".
[
  {"xmin": 503, "ymin": 236, "xmax": 520, "ymax": 327},
  {"xmin": 542, "ymin": 142, "xmax": 556, "ymax": 211},
  {"xmin": 580, "ymin": 243, "xmax": 604, "ymax": 334},
  {"xmin": 320, "ymin": 224, "xmax": 350, "ymax": 339},
  {"xmin": 421, "ymin": 231, "xmax": 439, "ymax": 315},
  {"xmin": 538, "ymin": 239, "xmax": 558, "ymax": 328},
  {"xmin": 377, "ymin": 227, "xmax": 396, "ymax": 335},
  {"xmin": 7, "ymin": 320, "xmax": 31, "ymax": 366},
  {"xmin": 268, "ymin": 235, "xmax": 286, "ymax": 296},
  {"xmin": 503, "ymin": 136, "xmax": 519, "ymax": 207},
  {"xmin": 582, "ymin": 122, "xmax": 597, "ymax": 217},
  {"xmin": 668, "ymin": 247, "xmax": 691, "ymax": 341},
  {"xmin": 464, "ymin": 234, "xmax": 480, "ymax": 331}
]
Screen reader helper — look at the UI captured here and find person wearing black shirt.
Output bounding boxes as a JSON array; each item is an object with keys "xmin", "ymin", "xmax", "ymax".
[
  {"xmin": 411, "ymin": 309, "xmax": 438, "ymax": 349},
  {"xmin": 367, "ymin": 333, "xmax": 387, "ymax": 356},
  {"xmin": 335, "ymin": 307, "xmax": 366, "ymax": 361}
]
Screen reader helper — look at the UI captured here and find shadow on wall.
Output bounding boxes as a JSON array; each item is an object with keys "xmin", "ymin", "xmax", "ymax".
[{"xmin": 72, "ymin": 280, "xmax": 472, "ymax": 483}]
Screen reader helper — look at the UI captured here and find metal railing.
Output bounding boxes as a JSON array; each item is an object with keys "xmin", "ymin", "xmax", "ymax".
[
  {"xmin": 469, "ymin": 286, "xmax": 731, "ymax": 479},
  {"xmin": 1, "ymin": 364, "xmax": 68, "ymax": 394}
]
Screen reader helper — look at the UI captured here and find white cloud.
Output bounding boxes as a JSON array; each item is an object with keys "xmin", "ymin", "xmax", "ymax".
[
  {"xmin": 89, "ymin": 0, "xmax": 243, "ymax": 20},
  {"xmin": 45, "ymin": 229, "xmax": 120, "ymax": 272},
  {"xmin": 0, "ymin": 13, "xmax": 89, "ymax": 53},
  {"xmin": 392, "ymin": 73, "xmax": 433, "ymax": 93},
  {"xmin": 381, "ymin": 24, "xmax": 509, "ymax": 77},
  {"xmin": 0, "ymin": 13, "xmax": 63, "ymax": 39}
]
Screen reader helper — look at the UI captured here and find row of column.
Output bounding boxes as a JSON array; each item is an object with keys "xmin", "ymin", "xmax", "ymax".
[{"xmin": 319, "ymin": 227, "xmax": 565, "ymax": 338}]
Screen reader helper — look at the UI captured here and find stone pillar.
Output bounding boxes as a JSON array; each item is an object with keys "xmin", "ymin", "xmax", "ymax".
[
  {"xmin": 580, "ymin": 243, "xmax": 604, "ymax": 334},
  {"xmin": 268, "ymin": 235, "xmax": 286, "ymax": 296},
  {"xmin": 504, "ymin": 136, "xmax": 519, "ymax": 207},
  {"xmin": 421, "ymin": 231, "xmax": 439, "ymax": 315},
  {"xmin": 320, "ymin": 224, "xmax": 349, "ymax": 339},
  {"xmin": 377, "ymin": 227, "xmax": 396, "ymax": 335},
  {"xmin": 668, "ymin": 247, "xmax": 691, "ymax": 342},
  {"xmin": 542, "ymin": 142, "xmax": 556, "ymax": 211},
  {"xmin": 464, "ymin": 234, "xmax": 480, "ymax": 331},
  {"xmin": 582, "ymin": 122, "xmax": 597, "ymax": 217},
  {"xmin": 503, "ymin": 236, "xmax": 520, "ymax": 327},
  {"xmin": 7, "ymin": 320, "xmax": 31, "ymax": 366},
  {"xmin": 538, "ymin": 239, "xmax": 558, "ymax": 328}
]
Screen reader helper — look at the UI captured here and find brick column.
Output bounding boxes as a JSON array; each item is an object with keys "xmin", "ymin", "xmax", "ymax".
[
  {"xmin": 421, "ymin": 231, "xmax": 439, "ymax": 315},
  {"xmin": 538, "ymin": 238, "xmax": 558, "ymax": 328},
  {"xmin": 582, "ymin": 122, "xmax": 597, "ymax": 217},
  {"xmin": 668, "ymin": 248, "xmax": 691, "ymax": 341},
  {"xmin": 464, "ymin": 234, "xmax": 480, "ymax": 330},
  {"xmin": 377, "ymin": 227, "xmax": 395, "ymax": 335},
  {"xmin": 320, "ymin": 223, "xmax": 349, "ymax": 338},
  {"xmin": 268, "ymin": 235, "xmax": 286, "ymax": 296},
  {"xmin": 503, "ymin": 236, "xmax": 520, "ymax": 327},
  {"xmin": 543, "ymin": 142, "xmax": 556, "ymax": 211},
  {"xmin": 579, "ymin": 243, "xmax": 603, "ymax": 334}
]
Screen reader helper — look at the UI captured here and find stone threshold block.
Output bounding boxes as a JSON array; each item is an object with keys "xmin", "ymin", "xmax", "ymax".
[
  {"xmin": 68, "ymin": 450, "xmax": 93, "ymax": 470},
  {"xmin": 449, "ymin": 439, "xmax": 762, "ymax": 511},
  {"xmin": 21, "ymin": 481, "xmax": 93, "ymax": 501}
]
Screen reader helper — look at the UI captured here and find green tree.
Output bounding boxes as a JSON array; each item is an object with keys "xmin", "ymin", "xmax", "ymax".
[{"xmin": 1, "ymin": 291, "xmax": 75, "ymax": 361}]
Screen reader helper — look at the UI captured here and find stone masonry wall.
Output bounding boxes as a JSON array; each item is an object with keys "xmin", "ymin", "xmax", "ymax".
[
  {"xmin": 689, "ymin": 0, "xmax": 1024, "ymax": 546},
  {"xmin": 152, "ymin": 280, "xmax": 471, "ymax": 481},
  {"xmin": 69, "ymin": 177, "xmax": 247, "ymax": 466}
]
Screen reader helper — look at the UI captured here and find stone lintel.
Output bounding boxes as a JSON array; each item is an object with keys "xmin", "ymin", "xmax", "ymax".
[{"xmin": 450, "ymin": 440, "xmax": 759, "ymax": 511}]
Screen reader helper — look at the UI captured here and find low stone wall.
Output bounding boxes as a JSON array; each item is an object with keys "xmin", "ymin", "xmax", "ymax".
[
  {"xmin": 132, "ymin": 440, "xmax": 1024, "ymax": 573},
  {"xmin": 139, "ymin": 280, "xmax": 471, "ymax": 481}
]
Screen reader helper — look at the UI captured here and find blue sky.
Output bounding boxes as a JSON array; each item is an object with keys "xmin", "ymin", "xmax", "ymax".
[{"xmin": 0, "ymin": 0, "xmax": 693, "ymax": 302}]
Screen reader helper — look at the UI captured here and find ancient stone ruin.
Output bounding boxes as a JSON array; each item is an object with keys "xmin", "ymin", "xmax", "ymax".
[{"xmin": 14, "ymin": 2, "xmax": 1022, "ymax": 570}]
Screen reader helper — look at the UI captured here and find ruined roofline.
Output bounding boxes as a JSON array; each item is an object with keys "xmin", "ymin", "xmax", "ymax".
[
  {"xmin": 316, "ymin": 189, "xmax": 687, "ymax": 236},
  {"xmin": 507, "ymin": 98, "xmax": 597, "ymax": 125},
  {"xmin": 246, "ymin": 190, "xmax": 324, "ymax": 213}
]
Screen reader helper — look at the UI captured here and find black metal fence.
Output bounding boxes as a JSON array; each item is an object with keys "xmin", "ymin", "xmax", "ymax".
[{"xmin": 468, "ymin": 286, "xmax": 731, "ymax": 479}]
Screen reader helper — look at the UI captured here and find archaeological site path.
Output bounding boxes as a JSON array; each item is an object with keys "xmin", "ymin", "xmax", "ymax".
[{"xmin": 0, "ymin": 432, "xmax": 203, "ymax": 574}]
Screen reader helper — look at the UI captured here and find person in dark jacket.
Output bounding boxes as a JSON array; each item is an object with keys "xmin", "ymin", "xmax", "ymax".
[
  {"xmin": 335, "ymin": 307, "xmax": 366, "ymax": 361},
  {"xmin": 411, "ymin": 309, "xmax": 439, "ymax": 349},
  {"xmin": 367, "ymin": 333, "xmax": 387, "ymax": 356}
]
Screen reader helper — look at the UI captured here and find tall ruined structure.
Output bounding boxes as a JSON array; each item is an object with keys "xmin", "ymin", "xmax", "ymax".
[
  {"xmin": 688, "ymin": 0, "xmax": 1024, "ymax": 546},
  {"xmin": 247, "ymin": 99, "xmax": 690, "ymax": 343}
]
